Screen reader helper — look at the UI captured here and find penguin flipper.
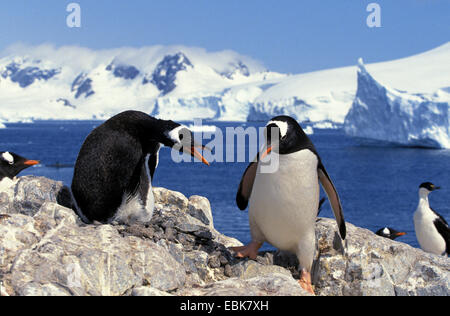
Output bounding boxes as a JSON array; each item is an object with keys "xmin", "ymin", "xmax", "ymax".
[
  {"xmin": 431, "ymin": 211, "xmax": 450, "ymax": 255},
  {"xmin": 236, "ymin": 156, "xmax": 259, "ymax": 211},
  {"xmin": 318, "ymin": 163, "xmax": 346, "ymax": 240},
  {"xmin": 148, "ymin": 152, "xmax": 158, "ymax": 180},
  {"xmin": 317, "ymin": 197, "xmax": 326, "ymax": 216}
]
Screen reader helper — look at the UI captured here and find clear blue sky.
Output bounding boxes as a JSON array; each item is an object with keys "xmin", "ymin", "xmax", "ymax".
[{"xmin": 0, "ymin": 0, "xmax": 448, "ymax": 73}]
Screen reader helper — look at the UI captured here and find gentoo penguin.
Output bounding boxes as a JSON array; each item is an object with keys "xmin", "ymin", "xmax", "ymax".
[
  {"xmin": 414, "ymin": 182, "xmax": 449, "ymax": 256},
  {"xmin": 71, "ymin": 110, "xmax": 209, "ymax": 225},
  {"xmin": 375, "ymin": 227, "xmax": 406, "ymax": 240},
  {"xmin": 232, "ymin": 115, "xmax": 346, "ymax": 294},
  {"xmin": 0, "ymin": 151, "xmax": 39, "ymax": 190}
]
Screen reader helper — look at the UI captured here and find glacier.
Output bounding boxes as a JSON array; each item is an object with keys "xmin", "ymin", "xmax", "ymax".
[
  {"xmin": 344, "ymin": 59, "xmax": 450, "ymax": 149},
  {"xmin": 0, "ymin": 42, "xmax": 449, "ymax": 134}
]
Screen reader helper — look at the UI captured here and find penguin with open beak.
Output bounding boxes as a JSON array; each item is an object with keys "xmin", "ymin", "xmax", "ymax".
[
  {"xmin": 71, "ymin": 110, "xmax": 209, "ymax": 225},
  {"xmin": 232, "ymin": 115, "xmax": 346, "ymax": 294}
]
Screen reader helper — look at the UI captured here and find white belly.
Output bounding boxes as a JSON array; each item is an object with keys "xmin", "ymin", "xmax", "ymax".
[
  {"xmin": 249, "ymin": 149, "xmax": 319, "ymax": 253},
  {"xmin": 112, "ymin": 155, "xmax": 155, "ymax": 225},
  {"xmin": 414, "ymin": 206, "xmax": 446, "ymax": 255}
]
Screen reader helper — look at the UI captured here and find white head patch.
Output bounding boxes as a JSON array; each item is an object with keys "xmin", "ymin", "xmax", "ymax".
[
  {"xmin": 383, "ymin": 227, "xmax": 390, "ymax": 235},
  {"xmin": 2, "ymin": 152, "xmax": 14, "ymax": 165},
  {"xmin": 267, "ymin": 120, "xmax": 288, "ymax": 138},
  {"xmin": 167, "ymin": 125, "xmax": 188, "ymax": 143}
]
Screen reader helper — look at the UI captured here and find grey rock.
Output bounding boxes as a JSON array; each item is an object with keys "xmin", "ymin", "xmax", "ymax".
[
  {"xmin": 177, "ymin": 273, "xmax": 312, "ymax": 296},
  {"xmin": 1, "ymin": 202, "xmax": 186, "ymax": 296},
  {"xmin": 188, "ymin": 195, "xmax": 213, "ymax": 228},
  {"xmin": 1, "ymin": 176, "xmax": 448, "ymax": 296},
  {"xmin": 2, "ymin": 176, "xmax": 72, "ymax": 217},
  {"xmin": 230, "ymin": 259, "xmax": 293, "ymax": 280},
  {"xmin": 153, "ymin": 187, "xmax": 189, "ymax": 210},
  {"xmin": 313, "ymin": 218, "xmax": 450, "ymax": 296}
]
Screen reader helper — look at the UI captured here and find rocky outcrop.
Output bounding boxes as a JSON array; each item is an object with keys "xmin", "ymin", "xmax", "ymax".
[{"xmin": 0, "ymin": 176, "xmax": 449, "ymax": 296}]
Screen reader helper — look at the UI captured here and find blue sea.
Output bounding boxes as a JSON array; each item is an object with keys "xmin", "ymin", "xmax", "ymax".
[{"xmin": 1, "ymin": 121, "xmax": 449, "ymax": 250}]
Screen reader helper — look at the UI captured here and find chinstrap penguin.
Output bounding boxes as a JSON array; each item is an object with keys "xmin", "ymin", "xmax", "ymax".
[
  {"xmin": 414, "ymin": 182, "xmax": 449, "ymax": 256},
  {"xmin": 375, "ymin": 227, "xmax": 406, "ymax": 240},
  {"xmin": 0, "ymin": 151, "xmax": 39, "ymax": 190},
  {"xmin": 232, "ymin": 115, "xmax": 346, "ymax": 294},
  {"xmin": 71, "ymin": 110, "xmax": 209, "ymax": 225}
]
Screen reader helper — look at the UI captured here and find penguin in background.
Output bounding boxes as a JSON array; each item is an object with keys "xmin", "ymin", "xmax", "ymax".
[
  {"xmin": 71, "ymin": 110, "xmax": 209, "ymax": 225},
  {"xmin": 0, "ymin": 151, "xmax": 39, "ymax": 190},
  {"xmin": 375, "ymin": 227, "xmax": 406, "ymax": 240},
  {"xmin": 0, "ymin": 151, "xmax": 39, "ymax": 221},
  {"xmin": 414, "ymin": 182, "xmax": 449, "ymax": 256},
  {"xmin": 232, "ymin": 115, "xmax": 346, "ymax": 294}
]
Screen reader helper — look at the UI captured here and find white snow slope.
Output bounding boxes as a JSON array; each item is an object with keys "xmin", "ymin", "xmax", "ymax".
[
  {"xmin": 0, "ymin": 42, "xmax": 449, "ymax": 128},
  {"xmin": 344, "ymin": 57, "xmax": 450, "ymax": 149}
]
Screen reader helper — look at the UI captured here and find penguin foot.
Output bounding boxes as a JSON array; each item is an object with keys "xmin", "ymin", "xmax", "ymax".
[
  {"xmin": 299, "ymin": 270, "xmax": 315, "ymax": 295},
  {"xmin": 230, "ymin": 241, "xmax": 262, "ymax": 260}
]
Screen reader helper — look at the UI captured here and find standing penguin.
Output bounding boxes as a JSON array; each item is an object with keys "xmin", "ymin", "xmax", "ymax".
[
  {"xmin": 232, "ymin": 116, "xmax": 346, "ymax": 294},
  {"xmin": 71, "ymin": 111, "xmax": 209, "ymax": 225},
  {"xmin": 0, "ymin": 151, "xmax": 39, "ymax": 190},
  {"xmin": 414, "ymin": 182, "xmax": 449, "ymax": 256}
]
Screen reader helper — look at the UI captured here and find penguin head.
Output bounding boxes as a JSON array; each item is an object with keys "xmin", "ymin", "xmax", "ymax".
[
  {"xmin": 419, "ymin": 182, "xmax": 440, "ymax": 197},
  {"xmin": 162, "ymin": 123, "xmax": 210, "ymax": 165},
  {"xmin": 375, "ymin": 227, "xmax": 406, "ymax": 240},
  {"xmin": 0, "ymin": 151, "xmax": 39, "ymax": 179},
  {"xmin": 261, "ymin": 116, "xmax": 313, "ymax": 157}
]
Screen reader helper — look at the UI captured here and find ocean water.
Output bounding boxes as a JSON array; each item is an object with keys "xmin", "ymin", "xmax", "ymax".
[{"xmin": 1, "ymin": 121, "xmax": 450, "ymax": 251}]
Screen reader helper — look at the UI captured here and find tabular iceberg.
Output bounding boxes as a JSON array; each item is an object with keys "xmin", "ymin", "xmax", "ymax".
[{"xmin": 344, "ymin": 59, "xmax": 450, "ymax": 149}]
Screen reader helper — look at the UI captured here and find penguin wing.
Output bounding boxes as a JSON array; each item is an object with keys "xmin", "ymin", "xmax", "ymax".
[
  {"xmin": 318, "ymin": 163, "xmax": 346, "ymax": 240},
  {"xmin": 431, "ymin": 207, "xmax": 450, "ymax": 255},
  {"xmin": 148, "ymin": 152, "xmax": 158, "ymax": 180},
  {"xmin": 236, "ymin": 156, "xmax": 259, "ymax": 210},
  {"xmin": 317, "ymin": 197, "xmax": 326, "ymax": 216}
]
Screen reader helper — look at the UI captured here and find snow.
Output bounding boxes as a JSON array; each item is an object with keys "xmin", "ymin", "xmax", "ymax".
[
  {"xmin": 303, "ymin": 126, "xmax": 314, "ymax": 135},
  {"xmin": 188, "ymin": 124, "xmax": 217, "ymax": 133},
  {"xmin": 313, "ymin": 122, "xmax": 340, "ymax": 130},
  {"xmin": 0, "ymin": 42, "xmax": 448, "ymax": 130},
  {"xmin": 0, "ymin": 122, "xmax": 6, "ymax": 129},
  {"xmin": 344, "ymin": 59, "xmax": 450, "ymax": 149}
]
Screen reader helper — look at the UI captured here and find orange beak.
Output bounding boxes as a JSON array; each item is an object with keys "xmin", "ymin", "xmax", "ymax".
[
  {"xmin": 260, "ymin": 146, "xmax": 272, "ymax": 159},
  {"xmin": 396, "ymin": 232, "xmax": 406, "ymax": 237},
  {"xmin": 191, "ymin": 147, "xmax": 210, "ymax": 166},
  {"xmin": 24, "ymin": 160, "xmax": 40, "ymax": 166}
]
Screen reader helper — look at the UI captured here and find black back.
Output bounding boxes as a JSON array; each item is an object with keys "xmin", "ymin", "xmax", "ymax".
[{"xmin": 71, "ymin": 111, "xmax": 179, "ymax": 223}]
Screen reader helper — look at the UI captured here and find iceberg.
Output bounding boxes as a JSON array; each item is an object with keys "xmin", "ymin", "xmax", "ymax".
[
  {"xmin": 344, "ymin": 59, "xmax": 450, "ymax": 149},
  {"xmin": 0, "ymin": 43, "xmax": 448, "ymax": 126}
]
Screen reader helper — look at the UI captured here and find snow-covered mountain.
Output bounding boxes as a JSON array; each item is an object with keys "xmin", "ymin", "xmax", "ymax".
[{"xmin": 0, "ymin": 43, "xmax": 449, "ymax": 129}]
